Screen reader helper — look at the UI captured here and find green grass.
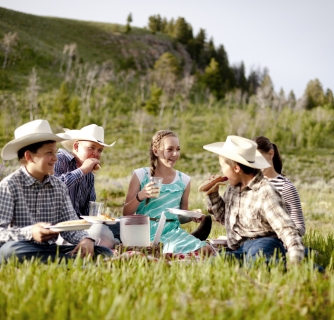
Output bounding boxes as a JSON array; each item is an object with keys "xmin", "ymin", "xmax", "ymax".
[{"xmin": 0, "ymin": 247, "xmax": 333, "ymax": 319}]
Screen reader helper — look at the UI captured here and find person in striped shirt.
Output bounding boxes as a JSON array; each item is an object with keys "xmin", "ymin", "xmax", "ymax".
[
  {"xmin": 54, "ymin": 124, "xmax": 119, "ymax": 248},
  {"xmin": 254, "ymin": 136, "xmax": 305, "ymax": 236}
]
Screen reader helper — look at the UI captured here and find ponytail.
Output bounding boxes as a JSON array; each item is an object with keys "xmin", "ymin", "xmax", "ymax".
[
  {"xmin": 271, "ymin": 143, "xmax": 283, "ymax": 174},
  {"xmin": 254, "ymin": 136, "xmax": 283, "ymax": 174}
]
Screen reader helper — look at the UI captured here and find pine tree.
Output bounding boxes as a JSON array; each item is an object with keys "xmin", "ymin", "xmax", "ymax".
[
  {"xmin": 202, "ymin": 58, "xmax": 223, "ymax": 99},
  {"xmin": 125, "ymin": 13, "xmax": 132, "ymax": 34},
  {"xmin": 304, "ymin": 79, "xmax": 325, "ymax": 109}
]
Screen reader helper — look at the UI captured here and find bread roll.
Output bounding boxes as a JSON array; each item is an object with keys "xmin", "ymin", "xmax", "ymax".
[
  {"xmin": 198, "ymin": 175, "xmax": 228, "ymax": 193},
  {"xmin": 92, "ymin": 164, "xmax": 101, "ymax": 174}
]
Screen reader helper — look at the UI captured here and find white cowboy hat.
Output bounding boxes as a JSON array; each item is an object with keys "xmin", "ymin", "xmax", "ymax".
[
  {"xmin": 1, "ymin": 119, "xmax": 70, "ymax": 161},
  {"xmin": 203, "ymin": 135, "xmax": 270, "ymax": 169},
  {"xmin": 59, "ymin": 124, "xmax": 116, "ymax": 152}
]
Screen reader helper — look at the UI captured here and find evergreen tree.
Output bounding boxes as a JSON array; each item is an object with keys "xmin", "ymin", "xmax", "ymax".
[
  {"xmin": 173, "ymin": 17, "xmax": 193, "ymax": 44},
  {"xmin": 148, "ymin": 15, "xmax": 161, "ymax": 33},
  {"xmin": 145, "ymin": 84, "xmax": 162, "ymax": 116},
  {"xmin": 125, "ymin": 13, "xmax": 132, "ymax": 34},
  {"xmin": 233, "ymin": 62, "xmax": 247, "ymax": 92},
  {"xmin": 325, "ymin": 88, "xmax": 334, "ymax": 108},
  {"xmin": 304, "ymin": 79, "xmax": 325, "ymax": 109},
  {"xmin": 202, "ymin": 58, "xmax": 223, "ymax": 99}
]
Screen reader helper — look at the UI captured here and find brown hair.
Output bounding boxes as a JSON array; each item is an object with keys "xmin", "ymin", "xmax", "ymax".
[
  {"xmin": 254, "ymin": 136, "xmax": 283, "ymax": 174},
  {"xmin": 222, "ymin": 157, "xmax": 260, "ymax": 175},
  {"xmin": 146, "ymin": 130, "xmax": 177, "ymax": 205},
  {"xmin": 18, "ymin": 140, "xmax": 56, "ymax": 165}
]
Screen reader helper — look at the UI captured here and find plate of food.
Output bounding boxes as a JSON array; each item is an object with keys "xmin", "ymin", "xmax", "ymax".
[
  {"xmin": 44, "ymin": 220, "xmax": 92, "ymax": 232},
  {"xmin": 167, "ymin": 208, "xmax": 203, "ymax": 219},
  {"xmin": 208, "ymin": 236, "xmax": 228, "ymax": 247},
  {"xmin": 80, "ymin": 215, "xmax": 118, "ymax": 225}
]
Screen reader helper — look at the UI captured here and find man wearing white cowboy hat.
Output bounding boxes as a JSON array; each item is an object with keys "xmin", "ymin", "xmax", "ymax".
[
  {"xmin": 202, "ymin": 135, "xmax": 304, "ymax": 266},
  {"xmin": 0, "ymin": 119, "xmax": 112, "ymax": 263},
  {"xmin": 54, "ymin": 124, "xmax": 119, "ymax": 248}
]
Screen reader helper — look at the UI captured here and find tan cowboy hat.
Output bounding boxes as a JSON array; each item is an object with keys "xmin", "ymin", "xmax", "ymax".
[
  {"xmin": 203, "ymin": 135, "xmax": 270, "ymax": 169},
  {"xmin": 1, "ymin": 119, "xmax": 70, "ymax": 161},
  {"xmin": 59, "ymin": 124, "xmax": 116, "ymax": 152}
]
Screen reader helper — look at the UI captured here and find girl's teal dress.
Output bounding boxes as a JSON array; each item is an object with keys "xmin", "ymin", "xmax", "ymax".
[{"xmin": 135, "ymin": 167, "xmax": 207, "ymax": 254}]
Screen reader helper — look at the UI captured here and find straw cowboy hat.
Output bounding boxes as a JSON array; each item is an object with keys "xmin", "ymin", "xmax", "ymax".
[
  {"xmin": 1, "ymin": 119, "xmax": 70, "ymax": 161},
  {"xmin": 203, "ymin": 135, "xmax": 270, "ymax": 169},
  {"xmin": 59, "ymin": 124, "xmax": 116, "ymax": 152}
]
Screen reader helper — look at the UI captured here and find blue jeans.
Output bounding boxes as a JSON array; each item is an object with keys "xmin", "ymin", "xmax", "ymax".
[
  {"xmin": 222, "ymin": 237, "xmax": 286, "ymax": 265},
  {"xmin": 0, "ymin": 241, "xmax": 112, "ymax": 264},
  {"xmin": 108, "ymin": 221, "xmax": 121, "ymax": 241}
]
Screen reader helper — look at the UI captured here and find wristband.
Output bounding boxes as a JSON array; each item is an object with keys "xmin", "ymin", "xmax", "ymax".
[
  {"xmin": 136, "ymin": 193, "xmax": 143, "ymax": 202},
  {"xmin": 85, "ymin": 237, "xmax": 96, "ymax": 243}
]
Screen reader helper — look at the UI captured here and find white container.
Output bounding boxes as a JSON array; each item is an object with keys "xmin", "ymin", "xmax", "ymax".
[{"xmin": 120, "ymin": 215, "xmax": 150, "ymax": 247}]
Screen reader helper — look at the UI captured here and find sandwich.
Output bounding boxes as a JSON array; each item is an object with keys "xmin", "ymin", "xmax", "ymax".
[
  {"xmin": 92, "ymin": 164, "xmax": 101, "ymax": 174},
  {"xmin": 198, "ymin": 175, "xmax": 228, "ymax": 195}
]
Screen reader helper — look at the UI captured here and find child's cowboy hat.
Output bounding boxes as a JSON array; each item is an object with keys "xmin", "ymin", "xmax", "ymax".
[
  {"xmin": 203, "ymin": 135, "xmax": 270, "ymax": 169},
  {"xmin": 59, "ymin": 124, "xmax": 116, "ymax": 151},
  {"xmin": 1, "ymin": 119, "xmax": 70, "ymax": 161}
]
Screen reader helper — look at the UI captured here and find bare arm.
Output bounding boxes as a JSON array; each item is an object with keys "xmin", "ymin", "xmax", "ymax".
[
  {"xmin": 123, "ymin": 174, "xmax": 155, "ymax": 216},
  {"xmin": 180, "ymin": 180, "xmax": 190, "ymax": 210}
]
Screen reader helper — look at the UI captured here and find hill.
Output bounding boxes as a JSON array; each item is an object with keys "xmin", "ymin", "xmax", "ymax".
[{"xmin": 0, "ymin": 7, "xmax": 192, "ymax": 92}]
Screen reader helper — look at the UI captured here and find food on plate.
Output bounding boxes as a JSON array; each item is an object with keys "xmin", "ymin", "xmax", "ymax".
[
  {"xmin": 198, "ymin": 175, "xmax": 228, "ymax": 195},
  {"xmin": 55, "ymin": 220, "xmax": 89, "ymax": 226},
  {"xmin": 99, "ymin": 214, "xmax": 115, "ymax": 221},
  {"xmin": 92, "ymin": 164, "xmax": 101, "ymax": 174}
]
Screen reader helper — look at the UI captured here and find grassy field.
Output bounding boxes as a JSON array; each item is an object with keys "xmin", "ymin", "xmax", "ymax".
[{"xmin": 0, "ymin": 172, "xmax": 333, "ymax": 319}]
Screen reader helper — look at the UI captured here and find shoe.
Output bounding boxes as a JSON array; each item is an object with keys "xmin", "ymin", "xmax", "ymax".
[{"xmin": 191, "ymin": 215, "xmax": 212, "ymax": 241}]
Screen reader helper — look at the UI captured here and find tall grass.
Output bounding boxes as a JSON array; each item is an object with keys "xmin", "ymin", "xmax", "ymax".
[{"xmin": 0, "ymin": 252, "xmax": 333, "ymax": 319}]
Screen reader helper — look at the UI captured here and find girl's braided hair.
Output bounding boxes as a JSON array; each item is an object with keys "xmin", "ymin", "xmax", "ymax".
[
  {"xmin": 146, "ymin": 130, "xmax": 177, "ymax": 205},
  {"xmin": 149, "ymin": 130, "xmax": 177, "ymax": 177}
]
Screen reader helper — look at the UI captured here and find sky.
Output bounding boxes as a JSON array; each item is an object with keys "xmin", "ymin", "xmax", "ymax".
[{"xmin": 1, "ymin": 0, "xmax": 333, "ymax": 99}]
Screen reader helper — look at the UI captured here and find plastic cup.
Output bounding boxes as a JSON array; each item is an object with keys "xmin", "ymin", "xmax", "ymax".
[
  {"xmin": 149, "ymin": 177, "xmax": 163, "ymax": 198},
  {"xmin": 89, "ymin": 201, "xmax": 104, "ymax": 216}
]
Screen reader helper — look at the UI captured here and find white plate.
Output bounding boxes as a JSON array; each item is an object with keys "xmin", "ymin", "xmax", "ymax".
[
  {"xmin": 167, "ymin": 208, "xmax": 203, "ymax": 218},
  {"xmin": 44, "ymin": 223, "xmax": 92, "ymax": 232},
  {"xmin": 80, "ymin": 216, "xmax": 118, "ymax": 225}
]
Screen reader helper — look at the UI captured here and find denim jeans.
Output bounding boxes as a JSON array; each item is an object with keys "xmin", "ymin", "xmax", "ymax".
[
  {"xmin": 222, "ymin": 237, "xmax": 286, "ymax": 265},
  {"xmin": 107, "ymin": 221, "xmax": 121, "ymax": 241},
  {"xmin": 0, "ymin": 241, "xmax": 112, "ymax": 263}
]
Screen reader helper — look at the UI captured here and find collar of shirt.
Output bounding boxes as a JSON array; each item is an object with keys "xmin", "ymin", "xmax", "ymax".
[
  {"xmin": 20, "ymin": 166, "xmax": 55, "ymax": 187},
  {"xmin": 58, "ymin": 148, "xmax": 76, "ymax": 162},
  {"xmin": 231, "ymin": 171, "xmax": 264, "ymax": 193}
]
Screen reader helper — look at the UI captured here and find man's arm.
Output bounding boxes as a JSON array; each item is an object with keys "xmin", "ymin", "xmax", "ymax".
[{"xmin": 54, "ymin": 155, "xmax": 85, "ymax": 189}]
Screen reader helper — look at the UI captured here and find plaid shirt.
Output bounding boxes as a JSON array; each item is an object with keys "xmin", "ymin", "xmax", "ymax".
[
  {"xmin": 0, "ymin": 166, "xmax": 89, "ymax": 245},
  {"xmin": 208, "ymin": 171, "xmax": 304, "ymax": 263},
  {"xmin": 54, "ymin": 149, "xmax": 96, "ymax": 217}
]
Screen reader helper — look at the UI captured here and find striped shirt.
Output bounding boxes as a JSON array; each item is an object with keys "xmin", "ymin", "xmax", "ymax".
[
  {"xmin": 54, "ymin": 149, "xmax": 96, "ymax": 217},
  {"xmin": 0, "ymin": 166, "xmax": 89, "ymax": 245},
  {"xmin": 267, "ymin": 175, "xmax": 305, "ymax": 236},
  {"xmin": 207, "ymin": 171, "xmax": 304, "ymax": 263}
]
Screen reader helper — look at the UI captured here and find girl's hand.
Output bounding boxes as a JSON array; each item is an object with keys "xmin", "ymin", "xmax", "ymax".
[{"xmin": 137, "ymin": 182, "xmax": 158, "ymax": 200}]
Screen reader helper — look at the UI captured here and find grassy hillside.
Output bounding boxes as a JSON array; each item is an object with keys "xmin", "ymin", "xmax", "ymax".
[{"xmin": 0, "ymin": 7, "xmax": 190, "ymax": 92}]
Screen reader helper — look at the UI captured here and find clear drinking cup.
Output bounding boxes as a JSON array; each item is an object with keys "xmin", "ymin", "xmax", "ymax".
[
  {"xmin": 89, "ymin": 201, "xmax": 104, "ymax": 216},
  {"xmin": 149, "ymin": 177, "xmax": 163, "ymax": 198}
]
